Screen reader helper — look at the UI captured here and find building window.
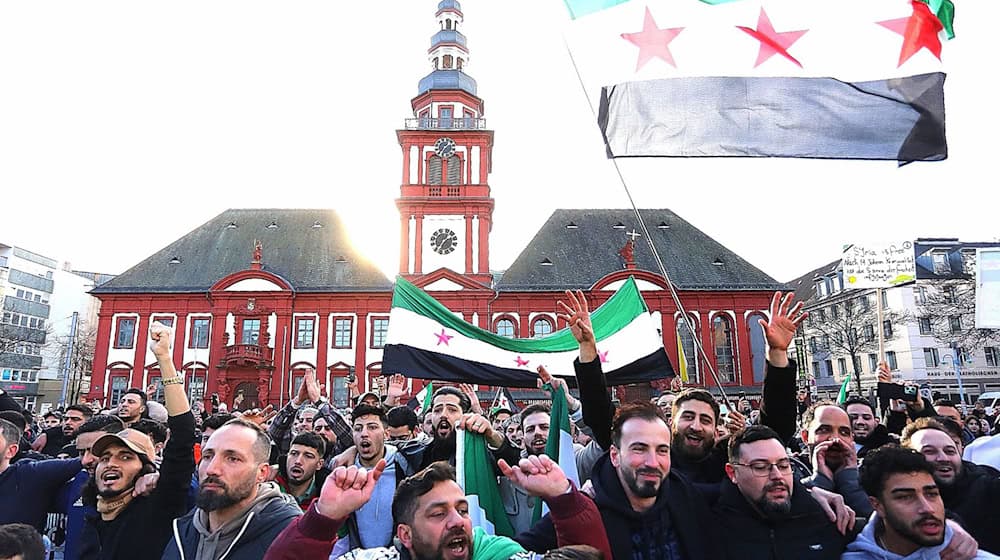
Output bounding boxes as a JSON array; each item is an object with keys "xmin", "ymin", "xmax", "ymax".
[
  {"xmin": 531, "ymin": 317, "xmax": 554, "ymax": 338},
  {"xmin": 918, "ymin": 317, "xmax": 932, "ymax": 335},
  {"xmin": 886, "ymin": 351, "xmax": 898, "ymax": 371},
  {"xmin": 933, "ymin": 252, "xmax": 950, "ymax": 274},
  {"xmin": 986, "ymin": 347, "xmax": 999, "ymax": 367},
  {"xmin": 817, "ymin": 309, "xmax": 826, "ymax": 322},
  {"xmin": 880, "ymin": 290, "xmax": 889, "ymax": 308},
  {"xmin": 858, "ymin": 296, "xmax": 870, "ymax": 313},
  {"xmin": 712, "ymin": 315, "xmax": 736, "ymax": 383},
  {"xmin": 915, "ymin": 286, "xmax": 927, "ymax": 304},
  {"xmin": 748, "ymin": 314, "xmax": 767, "ymax": 384},
  {"xmin": 924, "ymin": 348, "xmax": 940, "ymax": 368},
  {"xmin": 333, "ymin": 317, "xmax": 353, "ymax": 348},
  {"xmin": 863, "ymin": 324, "xmax": 875, "ymax": 343},
  {"xmin": 822, "ymin": 335, "xmax": 831, "ymax": 351},
  {"xmin": 151, "ymin": 315, "xmax": 174, "ymax": 327},
  {"xmin": 110, "ymin": 375, "xmax": 128, "ymax": 406},
  {"xmin": 295, "ymin": 318, "xmax": 315, "ymax": 349},
  {"xmin": 949, "ymin": 315, "xmax": 962, "ymax": 333},
  {"xmin": 677, "ymin": 317, "xmax": 701, "ymax": 384},
  {"xmin": 868, "ymin": 353, "xmax": 878, "ymax": 373},
  {"xmin": 371, "ymin": 317, "xmax": 390, "ymax": 348},
  {"xmin": 809, "ymin": 337, "xmax": 818, "ymax": 353},
  {"xmin": 494, "ymin": 318, "xmax": 516, "ymax": 338},
  {"xmin": 824, "ymin": 359, "xmax": 834, "ymax": 378},
  {"xmin": 812, "ymin": 361, "xmax": 820, "ymax": 377},
  {"xmin": 944, "ymin": 286, "xmax": 957, "ymax": 303},
  {"xmin": 241, "ymin": 319, "xmax": 261, "ymax": 345},
  {"xmin": 838, "ymin": 358, "xmax": 847, "ymax": 376},
  {"xmin": 427, "ymin": 156, "xmax": 443, "ymax": 184},
  {"xmin": 186, "ymin": 371, "xmax": 206, "ymax": 402},
  {"xmin": 147, "ymin": 376, "xmax": 164, "ymax": 402},
  {"xmin": 331, "ymin": 375, "xmax": 349, "ymax": 408},
  {"xmin": 883, "ymin": 320, "xmax": 893, "ymax": 338},
  {"xmin": 114, "ymin": 317, "xmax": 137, "ymax": 349},
  {"xmin": 830, "ymin": 304, "xmax": 839, "ymax": 320},
  {"xmin": 189, "ymin": 318, "xmax": 210, "ymax": 349}
]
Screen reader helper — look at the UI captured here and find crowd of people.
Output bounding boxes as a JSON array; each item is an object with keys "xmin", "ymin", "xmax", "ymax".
[{"xmin": 1, "ymin": 290, "xmax": 998, "ymax": 560}]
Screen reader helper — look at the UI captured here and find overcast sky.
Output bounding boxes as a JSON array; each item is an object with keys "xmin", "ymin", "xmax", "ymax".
[{"xmin": 1, "ymin": 1, "xmax": 995, "ymax": 284}]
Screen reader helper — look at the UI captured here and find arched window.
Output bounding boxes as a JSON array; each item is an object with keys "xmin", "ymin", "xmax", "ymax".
[
  {"xmin": 443, "ymin": 55, "xmax": 453, "ymax": 69},
  {"xmin": 747, "ymin": 313, "xmax": 767, "ymax": 383},
  {"xmin": 495, "ymin": 318, "xmax": 516, "ymax": 338},
  {"xmin": 675, "ymin": 316, "xmax": 700, "ymax": 384},
  {"xmin": 712, "ymin": 315, "xmax": 737, "ymax": 383},
  {"xmin": 532, "ymin": 317, "xmax": 553, "ymax": 338},
  {"xmin": 433, "ymin": 57, "xmax": 439, "ymax": 70},
  {"xmin": 445, "ymin": 19, "xmax": 453, "ymax": 30},
  {"xmin": 446, "ymin": 155, "xmax": 462, "ymax": 185},
  {"xmin": 456, "ymin": 58, "xmax": 464, "ymax": 70},
  {"xmin": 427, "ymin": 155, "xmax": 442, "ymax": 184}
]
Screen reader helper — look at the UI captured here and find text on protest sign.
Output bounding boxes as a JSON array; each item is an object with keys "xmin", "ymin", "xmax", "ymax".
[{"xmin": 842, "ymin": 241, "xmax": 916, "ymax": 289}]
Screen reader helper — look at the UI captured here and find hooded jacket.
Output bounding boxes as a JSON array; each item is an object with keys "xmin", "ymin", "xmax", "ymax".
[
  {"xmin": 161, "ymin": 482, "xmax": 301, "ymax": 560},
  {"xmin": 515, "ymin": 453, "xmax": 719, "ymax": 560},
  {"xmin": 842, "ymin": 512, "xmax": 1000, "ymax": 559},
  {"xmin": 333, "ymin": 444, "xmax": 414, "ymax": 555},
  {"xmin": 712, "ymin": 478, "xmax": 857, "ymax": 560}
]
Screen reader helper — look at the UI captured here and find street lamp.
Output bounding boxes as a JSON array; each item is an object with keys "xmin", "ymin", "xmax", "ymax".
[{"xmin": 940, "ymin": 343, "xmax": 968, "ymax": 410}]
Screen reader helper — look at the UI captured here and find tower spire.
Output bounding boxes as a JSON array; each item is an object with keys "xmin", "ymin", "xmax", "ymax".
[{"xmin": 416, "ymin": 1, "xmax": 478, "ymax": 103}]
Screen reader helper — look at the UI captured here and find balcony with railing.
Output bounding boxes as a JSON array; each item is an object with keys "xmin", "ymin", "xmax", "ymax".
[
  {"xmin": 220, "ymin": 344, "xmax": 273, "ymax": 368},
  {"xmin": 404, "ymin": 117, "xmax": 486, "ymax": 130}
]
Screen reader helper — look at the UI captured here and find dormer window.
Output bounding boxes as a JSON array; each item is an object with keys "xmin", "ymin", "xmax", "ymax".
[
  {"xmin": 932, "ymin": 251, "xmax": 950, "ymax": 274},
  {"xmin": 266, "ymin": 221, "xmax": 279, "ymax": 229}
]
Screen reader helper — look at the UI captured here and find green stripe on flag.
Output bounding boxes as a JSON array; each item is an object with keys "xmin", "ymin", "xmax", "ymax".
[
  {"xmin": 421, "ymin": 382, "xmax": 433, "ymax": 412},
  {"xmin": 459, "ymin": 431, "xmax": 516, "ymax": 537},
  {"xmin": 532, "ymin": 383, "xmax": 579, "ymax": 524},
  {"xmin": 392, "ymin": 276, "xmax": 648, "ymax": 353},
  {"xmin": 562, "ymin": 0, "xmax": 630, "ymax": 19},
  {"xmin": 837, "ymin": 374, "xmax": 852, "ymax": 404},
  {"xmin": 919, "ymin": 0, "xmax": 955, "ymax": 39}
]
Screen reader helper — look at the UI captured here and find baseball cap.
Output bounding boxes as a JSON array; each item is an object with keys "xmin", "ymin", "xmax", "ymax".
[{"xmin": 91, "ymin": 428, "xmax": 157, "ymax": 462}]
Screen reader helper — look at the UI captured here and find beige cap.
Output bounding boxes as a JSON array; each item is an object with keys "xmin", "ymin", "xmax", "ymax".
[{"xmin": 91, "ymin": 428, "xmax": 157, "ymax": 462}]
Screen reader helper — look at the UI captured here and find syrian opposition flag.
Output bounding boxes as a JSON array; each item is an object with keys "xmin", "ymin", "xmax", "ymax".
[
  {"xmin": 456, "ymin": 429, "xmax": 516, "ymax": 537},
  {"xmin": 407, "ymin": 382, "xmax": 434, "ymax": 414},
  {"xmin": 383, "ymin": 276, "xmax": 673, "ymax": 387},
  {"xmin": 532, "ymin": 384, "xmax": 581, "ymax": 524},
  {"xmin": 491, "ymin": 387, "xmax": 520, "ymax": 414},
  {"xmin": 563, "ymin": 0, "xmax": 953, "ymax": 162}
]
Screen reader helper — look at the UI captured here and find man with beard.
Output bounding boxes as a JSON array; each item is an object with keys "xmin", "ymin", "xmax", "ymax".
[
  {"xmin": 264, "ymin": 459, "xmax": 611, "ymax": 560},
  {"xmin": 843, "ymin": 397, "xmax": 893, "ymax": 458},
  {"xmin": 844, "ymin": 445, "xmax": 998, "ymax": 559},
  {"xmin": 116, "ymin": 389, "xmax": 147, "ymax": 428},
  {"xmin": 163, "ymin": 418, "xmax": 301, "ymax": 560},
  {"xmin": 32, "ymin": 404, "xmax": 92, "ymax": 456},
  {"xmin": 516, "ymin": 402, "xmax": 720, "ymax": 560},
  {"xmin": 78, "ymin": 322, "xmax": 196, "ymax": 560},
  {"xmin": 275, "ymin": 432, "xmax": 330, "ymax": 510},
  {"xmin": 503, "ymin": 415, "xmax": 524, "ymax": 450},
  {"xmin": 792, "ymin": 401, "xmax": 872, "ymax": 517},
  {"xmin": 714, "ymin": 425, "xmax": 858, "ymax": 560},
  {"xmin": 902, "ymin": 417, "xmax": 1000, "ymax": 554},
  {"xmin": 666, "ymin": 291, "xmax": 807, "ymax": 485}
]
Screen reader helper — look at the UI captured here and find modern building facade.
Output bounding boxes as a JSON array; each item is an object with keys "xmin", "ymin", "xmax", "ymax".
[
  {"xmin": 789, "ymin": 238, "xmax": 1000, "ymax": 405},
  {"xmin": 86, "ymin": 1, "xmax": 783, "ymax": 411},
  {"xmin": 0, "ymin": 243, "xmax": 55, "ymax": 410}
]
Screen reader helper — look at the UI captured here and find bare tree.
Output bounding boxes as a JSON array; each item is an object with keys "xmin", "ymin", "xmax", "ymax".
[
  {"xmin": 47, "ymin": 319, "xmax": 98, "ymax": 405},
  {"xmin": 804, "ymin": 291, "xmax": 903, "ymax": 395},
  {"xmin": 916, "ymin": 280, "xmax": 1000, "ymax": 352}
]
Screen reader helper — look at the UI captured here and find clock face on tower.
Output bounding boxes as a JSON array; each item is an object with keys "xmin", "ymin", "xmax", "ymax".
[
  {"xmin": 434, "ymin": 137, "xmax": 457, "ymax": 158},
  {"xmin": 430, "ymin": 228, "xmax": 459, "ymax": 255}
]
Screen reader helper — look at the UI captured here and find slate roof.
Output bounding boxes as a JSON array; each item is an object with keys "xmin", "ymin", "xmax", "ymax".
[
  {"xmin": 93, "ymin": 209, "xmax": 393, "ymax": 294},
  {"xmin": 786, "ymin": 259, "xmax": 840, "ymax": 305},
  {"xmin": 496, "ymin": 209, "xmax": 784, "ymax": 291}
]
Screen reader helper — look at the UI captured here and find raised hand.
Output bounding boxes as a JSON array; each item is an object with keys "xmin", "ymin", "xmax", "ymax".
[
  {"xmin": 242, "ymin": 404, "xmax": 277, "ymax": 426},
  {"xmin": 725, "ymin": 409, "xmax": 748, "ymax": 434},
  {"xmin": 556, "ymin": 290, "xmax": 596, "ymax": 362},
  {"xmin": 877, "ymin": 361, "xmax": 892, "ymax": 384},
  {"xmin": 809, "ymin": 486, "xmax": 856, "ymax": 535},
  {"xmin": 498, "ymin": 455, "xmax": 571, "ymax": 499},
  {"xmin": 148, "ymin": 321, "xmax": 173, "ymax": 359},
  {"xmin": 536, "ymin": 365, "xmax": 580, "ymax": 411},
  {"xmin": 315, "ymin": 459, "xmax": 387, "ymax": 520},
  {"xmin": 132, "ymin": 472, "xmax": 160, "ymax": 497},
  {"xmin": 459, "ymin": 384, "xmax": 483, "ymax": 414},
  {"xmin": 293, "ymin": 372, "xmax": 311, "ymax": 406},
  {"xmin": 458, "ymin": 412, "xmax": 502, "ymax": 447},
  {"xmin": 759, "ymin": 292, "xmax": 807, "ymax": 367},
  {"xmin": 811, "ymin": 440, "xmax": 837, "ymax": 481},
  {"xmin": 305, "ymin": 369, "xmax": 323, "ymax": 403},
  {"xmin": 387, "ymin": 374, "xmax": 407, "ymax": 400}
]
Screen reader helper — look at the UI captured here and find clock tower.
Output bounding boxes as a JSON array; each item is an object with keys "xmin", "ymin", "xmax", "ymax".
[{"xmin": 396, "ymin": 0, "xmax": 495, "ymax": 286}]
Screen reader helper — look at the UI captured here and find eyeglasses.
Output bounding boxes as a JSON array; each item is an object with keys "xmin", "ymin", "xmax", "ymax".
[{"xmin": 733, "ymin": 460, "xmax": 793, "ymax": 477}]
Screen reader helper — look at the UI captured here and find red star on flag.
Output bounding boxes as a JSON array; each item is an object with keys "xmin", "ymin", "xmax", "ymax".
[
  {"xmin": 599, "ymin": 350, "xmax": 610, "ymax": 364},
  {"xmin": 515, "ymin": 356, "xmax": 530, "ymax": 368},
  {"xmin": 878, "ymin": 1, "xmax": 943, "ymax": 67},
  {"xmin": 434, "ymin": 329, "xmax": 453, "ymax": 346},
  {"xmin": 737, "ymin": 8, "xmax": 808, "ymax": 68},
  {"xmin": 621, "ymin": 7, "xmax": 684, "ymax": 71}
]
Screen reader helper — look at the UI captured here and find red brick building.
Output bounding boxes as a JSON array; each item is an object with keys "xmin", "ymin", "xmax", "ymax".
[{"xmin": 87, "ymin": 1, "xmax": 782, "ymax": 410}]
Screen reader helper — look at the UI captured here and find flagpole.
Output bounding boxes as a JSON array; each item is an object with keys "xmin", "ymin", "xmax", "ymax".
[{"xmin": 561, "ymin": 35, "xmax": 735, "ymax": 409}]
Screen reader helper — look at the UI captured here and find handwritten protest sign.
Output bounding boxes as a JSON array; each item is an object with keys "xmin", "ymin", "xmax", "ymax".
[
  {"xmin": 976, "ymin": 248, "xmax": 1000, "ymax": 329},
  {"xmin": 842, "ymin": 241, "xmax": 916, "ymax": 289}
]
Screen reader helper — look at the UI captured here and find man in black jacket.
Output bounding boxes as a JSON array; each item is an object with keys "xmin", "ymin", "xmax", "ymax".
[
  {"xmin": 714, "ymin": 425, "xmax": 858, "ymax": 560},
  {"xmin": 843, "ymin": 397, "xmax": 894, "ymax": 458},
  {"xmin": 902, "ymin": 417, "xmax": 1000, "ymax": 554},
  {"xmin": 516, "ymin": 402, "xmax": 720, "ymax": 560},
  {"xmin": 78, "ymin": 322, "xmax": 196, "ymax": 560}
]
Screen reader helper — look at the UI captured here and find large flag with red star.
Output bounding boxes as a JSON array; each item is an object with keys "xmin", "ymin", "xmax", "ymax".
[
  {"xmin": 564, "ymin": 0, "xmax": 953, "ymax": 162},
  {"xmin": 382, "ymin": 276, "xmax": 673, "ymax": 387}
]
